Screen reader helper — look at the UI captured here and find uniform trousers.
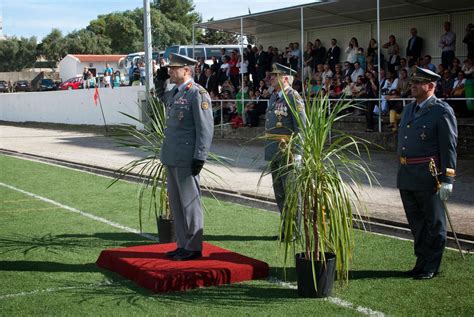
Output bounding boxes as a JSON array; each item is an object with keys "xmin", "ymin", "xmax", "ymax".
[
  {"xmin": 399, "ymin": 189, "xmax": 447, "ymax": 273},
  {"xmin": 166, "ymin": 166, "xmax": 203, "ymax": 251},
  {"xmin": 270, "ymin": 160, "xmax": 301, "ymax": 233}
]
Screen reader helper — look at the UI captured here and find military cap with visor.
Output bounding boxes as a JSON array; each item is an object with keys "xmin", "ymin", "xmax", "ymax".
[
  {"xmin": 168, "ymin": 53, "xmax": 198, "ymax": 67},
  {"xmin": 411, "ymin": 66, "xmax": 441, "ymax": 84}
]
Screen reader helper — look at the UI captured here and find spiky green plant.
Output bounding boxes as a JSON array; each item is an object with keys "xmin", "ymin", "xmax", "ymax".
[
  {"xmin": 270, "ymin": 90, "xmax": 376, "ymax": 283},
  {"xmin": 108, "ymin": 94, "xmax": 170, "ymax": 231}
]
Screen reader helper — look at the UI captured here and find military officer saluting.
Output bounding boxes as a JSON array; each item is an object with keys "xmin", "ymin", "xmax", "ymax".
[
  {"xmin": 156, "ymin": 53, "xmax": 214, "ymax": 261},
  {"xmin": 264, "ymin": 63, "xmax": 306, "ymax": 234},
  {"xmin": 397, "ymin": 66, "xmax": 457, "ymax": 279}
]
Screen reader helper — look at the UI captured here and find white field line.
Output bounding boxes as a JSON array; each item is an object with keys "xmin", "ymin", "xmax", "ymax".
[
  {"xmin": 266, "ymin": 277, "xmax": 385, "ymax": 317},
  {"xmin": 0, "ymin": 280, "xmax": 117, "ymax": 300},
  {"xmin": 0, "ymin": 181, "xmax": 385, "ymax": 316},
  {"xmin": 0, "ymin": 182, "xmax": 158, "ymax": 242}
]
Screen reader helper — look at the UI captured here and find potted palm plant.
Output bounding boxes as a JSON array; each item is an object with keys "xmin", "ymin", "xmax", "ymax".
[
  {"xmin": 271, "ymin": 92, "xmax": 375, "ymax": 298},
  {"xmin": 109, "ymin": 94, "xmax": 175, "ymax": 243}
]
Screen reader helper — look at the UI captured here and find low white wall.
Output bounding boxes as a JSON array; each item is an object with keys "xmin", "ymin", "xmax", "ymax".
[{"xmin": 0, "ymin": 86, "xmax": 146, "ymax": 128}]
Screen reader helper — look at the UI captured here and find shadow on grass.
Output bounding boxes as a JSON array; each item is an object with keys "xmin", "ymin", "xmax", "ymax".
[
  {"xmin": 349, "ymin": 270, "xmax": 407, "ymax": 280},
  {"xmin": 0, "ymin": 232, "xmax": 153, "ymax": 255},
  {"xmin": 74, "ymin": 271, "xmax": 300, "ymax": 309},
  {"xmin": 204, "ymin": 234, "xmax": 277, "ymax": 242},
  {"xmin": 0, "ymin": 260, "xmax": 98, "ymax": 272}
]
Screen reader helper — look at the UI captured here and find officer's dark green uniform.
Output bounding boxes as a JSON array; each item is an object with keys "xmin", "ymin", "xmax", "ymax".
[
  {"xmin": 397, "ymin": 67, "xmax": 457, "ymax": 277},
  {"xmin": 264, "ymin": 63, "xmax": 306, "ymax": 214},
  {"xmin": 156, "ymin": 53, "xmax": 214, "ymax": 256}
]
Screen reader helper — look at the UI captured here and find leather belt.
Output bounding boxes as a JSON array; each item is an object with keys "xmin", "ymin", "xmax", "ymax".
[
  {"xmin": 400, "ymin": 155, "xmax": 439, "ymax": 165},
  {"xmin": 265, "ymin": 133, "xmax": 290, "ymax": 141}
]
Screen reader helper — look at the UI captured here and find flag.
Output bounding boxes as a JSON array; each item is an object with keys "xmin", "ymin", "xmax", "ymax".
[{"xmin": 93, "ymin": 86, "xmax": 99, "ymax": 106}]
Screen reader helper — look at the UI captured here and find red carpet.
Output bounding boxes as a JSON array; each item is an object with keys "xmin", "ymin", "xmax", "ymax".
[{"xmin": 96, "ymin": 242, "xmax": 269, "ymax": 293}]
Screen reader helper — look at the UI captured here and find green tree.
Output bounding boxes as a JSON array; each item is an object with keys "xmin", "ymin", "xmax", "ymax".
[
  {"xmin": 63, "ymin": 30, "xmax": 112, "ymax": 55},
  {"xmin": 0, "ymin": 37, "xmax": 37, "ymax": 71},
  {"xmin": 38, "ymin": 28, "xmax": 65, "ymax": 69},
  {"xmin": 198, "ymin": 18, "xmax": 239, "ymax": 45},
  {"xmin": 88, "ymin": 13, "xmax": 142, "ymax": 53},
  {"xmin": 152, "ymin": 0, "xmax": 201, "ymax": 31}
]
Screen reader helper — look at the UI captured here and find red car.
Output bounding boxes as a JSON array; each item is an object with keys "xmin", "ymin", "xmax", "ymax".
[{"xmin": 58, "ymin": 77, "xmax": 83, "ymax": 90}]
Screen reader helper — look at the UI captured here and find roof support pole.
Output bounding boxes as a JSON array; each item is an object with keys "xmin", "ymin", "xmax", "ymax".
[
  {"xmin": 241, "ymin": 17, "xmax": 245, "ymax": 123},
  {"xmin": 377, "ymin": 0, "xmax": 382, "ymax": 133},
  {"xmin": 192, "ymin": 25, "xmax": 195, "ymax": 59},
  {"xmin": 143, "ymin": 0, "xmax": 154, "ymax": 92},
  {"xmin": 300, "ymin": 6, "xmax": 305, "ymax": 99}
]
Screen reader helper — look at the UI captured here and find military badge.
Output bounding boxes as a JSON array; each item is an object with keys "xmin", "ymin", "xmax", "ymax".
[{"xmin": 201, "ymin": 102, "xmax": 209, "ymax": 110}]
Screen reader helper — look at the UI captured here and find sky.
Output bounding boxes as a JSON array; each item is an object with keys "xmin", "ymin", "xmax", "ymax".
[{"xmin": 0, "ymin": 0, "xmax": 315, "ymax": 41}]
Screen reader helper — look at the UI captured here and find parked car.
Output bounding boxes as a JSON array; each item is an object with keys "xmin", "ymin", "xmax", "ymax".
[
  {"xmin": 14, "ymin": 80, "xmax": 31, "ymax": 92},
  {"xmin": 0, "ymin": 80, "xmax": 8, "ymax": 93},
  {"xmin": 58, "ymin": 77, "xmax": 83, "ymax": 90},
  {"xmin": 39, "ymin": 78, "xmax": 57, "ymax": 91}
]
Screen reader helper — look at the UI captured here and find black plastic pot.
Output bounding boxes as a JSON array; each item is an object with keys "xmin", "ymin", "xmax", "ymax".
[
  {"xmin": 156, "ymin": 217, "xmax": 176, "ymax": 243},
  {"xmin": 295, "ymin": 252, "xmax": 336, "ymax": 298}
]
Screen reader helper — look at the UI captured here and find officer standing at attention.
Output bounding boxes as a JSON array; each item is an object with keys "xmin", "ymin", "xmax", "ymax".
[
  {"xmin": 156, "ymin": 53, "xmax": 214, "ymax": 261},
  {"xmin": 264, "ymin": 63, "xmax": 306, "ymax": 235},
  {"xmin": 397, "ymin": 66, "xmax": 457, "ymax": 279}
]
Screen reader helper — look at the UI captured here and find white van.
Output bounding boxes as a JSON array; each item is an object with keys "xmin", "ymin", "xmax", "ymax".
[{"xmin": 163, "ymin": 44, "xmax": 244, "ymax": 65}]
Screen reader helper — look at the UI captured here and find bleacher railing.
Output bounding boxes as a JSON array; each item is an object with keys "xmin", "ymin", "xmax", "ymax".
[{"xmin": 212, "ymin": 97, "xmax": 473, "ymax": 137}]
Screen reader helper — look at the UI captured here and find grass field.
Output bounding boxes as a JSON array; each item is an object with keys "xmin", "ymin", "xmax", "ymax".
[{"xmin": 0, "ymin": 154, "xmax": 473, "ymax": 316}]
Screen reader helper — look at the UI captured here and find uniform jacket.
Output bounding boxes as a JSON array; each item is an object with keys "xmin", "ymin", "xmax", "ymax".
[
  {"xmin": 158, "ymin": 80, "xmax": 214, "ymax": 167},
  {"xmin": 397, "ymin": 96, "xmax": 457, "ymax": 190},
  {"xmin": 264, "ymin": 86, "xmax": 306, "ymax": 161}
]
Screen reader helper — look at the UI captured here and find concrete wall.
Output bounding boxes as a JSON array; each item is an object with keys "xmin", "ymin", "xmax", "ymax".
[{"xmin": 0, "ymin": 86, "xmax": 146, "ymax": 128}]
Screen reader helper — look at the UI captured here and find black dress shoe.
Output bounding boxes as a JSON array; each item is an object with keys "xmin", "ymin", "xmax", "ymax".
[
  {"xmin": 413, "ymin": 271, "xmax": 436, "ymax": 280},
  {"xmin": 172, "ymin": 249, "xmax": 202, "ymax": 261},
  {"xmin": 404, "ymin": 267, "xmax": 423, "ymax": 277},
  {"xmin": 165, "ymin": 247, "xmax": 184, "ymax": 258}
]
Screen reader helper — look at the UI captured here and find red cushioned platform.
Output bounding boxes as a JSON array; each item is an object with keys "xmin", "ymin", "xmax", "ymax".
[{"xmin": 96, "ymin": 242, "xmax": 269, "ymax": 293}]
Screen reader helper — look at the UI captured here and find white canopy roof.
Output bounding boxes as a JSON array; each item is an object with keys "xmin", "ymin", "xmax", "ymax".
[{"xmin": 196, "ymin": 0, "xmax": 474, "ymax": 35}]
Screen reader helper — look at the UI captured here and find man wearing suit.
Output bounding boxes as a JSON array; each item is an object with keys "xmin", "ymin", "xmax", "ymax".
[
  {"xmin": 326, "ymin": 38, "xmax": 341, "ymax": 71},
  {"xmin": 156, "ymin": 53, "xmax": 214, "ymax": 261},
  {"xmin": 406, "ymin": 28, "xmax": 423, "ymax": 67},
  {"xmin": 265, "ymin": 63, "xmax": 306, "ymax": 237},
  {"xmin": 203, "ymin": 68, "xmax": 218, "ymax": 95},
  {"xmin": 397, "ymin": 66, "xmax": 457, "ymax": 279}
]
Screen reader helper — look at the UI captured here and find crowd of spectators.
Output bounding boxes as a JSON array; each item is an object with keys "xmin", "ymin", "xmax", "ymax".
[{"xmin": 189, "ymin": 22, "xmax": 474, "ymax": 131}]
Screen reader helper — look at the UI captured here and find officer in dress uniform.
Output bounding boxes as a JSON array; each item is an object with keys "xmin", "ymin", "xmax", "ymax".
[
  {"xmin": 264, "ymin": 63, "xmax": 306, "ymax": 236},
  {"xmin": 156, "ymin": 53, "xmax": 214, "ymax": 261},
  {"xmin": 397, "ymin": 66, "xmax": 457, "ymax": 279}
]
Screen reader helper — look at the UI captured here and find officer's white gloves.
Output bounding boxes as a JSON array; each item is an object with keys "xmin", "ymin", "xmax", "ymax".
[
  {"xmin": 294, "ymin": 154, "xmax": 302, "ymax": 168},
  {"xmin": 438, "ymin": 182, "xmax": 453, "ymax": 201}
]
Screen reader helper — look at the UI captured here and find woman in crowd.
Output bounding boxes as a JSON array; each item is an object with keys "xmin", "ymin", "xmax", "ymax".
[
  {"xmin": 383, "ymin": 35, "xmax": 400, "ymax": 73},
  {"xmin": 345, "ymin": 37, "xmax": 359, "ymax": 64},
  {"xmin": 303, "ymin": 41, "xmax": 314, "ymax": 81},
  {"xmin": 450, "ymin": 58, "xmax": 462, "ymax": 78},
  {"xmin": 364, "ymin": 71, "xmax": 379, "ymax": 132}
]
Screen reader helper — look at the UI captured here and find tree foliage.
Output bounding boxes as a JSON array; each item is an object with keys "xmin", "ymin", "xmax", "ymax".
[
  {"xmin": 198, "ymin": 18, "xmax": 239, "ymax": 45},
  {"xmin": 3, "ymin": 1, "xmax": 207, "ymax": 70},
  {"xmin": 0, "ymin": 37, "xmax": 38, "ymax": 71}
]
